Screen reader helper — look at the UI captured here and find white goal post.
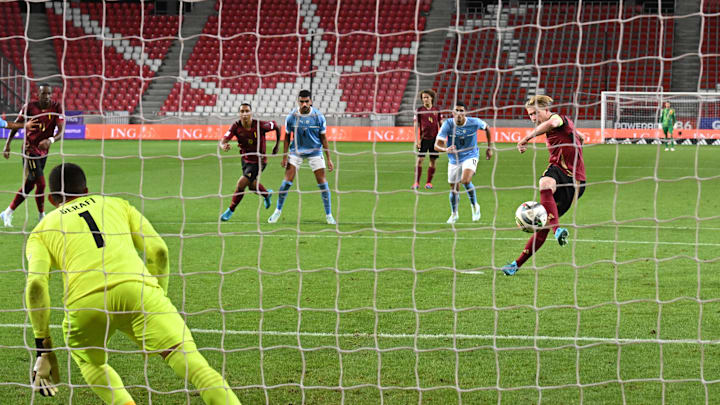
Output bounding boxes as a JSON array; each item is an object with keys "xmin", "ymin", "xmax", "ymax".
[{"xmin": 601, "ymin": 91, "xmax": 720, "ymax": 142}]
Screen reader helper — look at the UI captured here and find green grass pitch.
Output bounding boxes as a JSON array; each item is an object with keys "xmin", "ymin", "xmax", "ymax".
[{"xmin": 0, "ymin": 140, "xmax": 719, "ymax": 404}]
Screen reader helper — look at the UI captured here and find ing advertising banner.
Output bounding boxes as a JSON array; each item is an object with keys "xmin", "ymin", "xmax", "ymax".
[{"xmin": 79, "ymin": 124, "xmax": 719, "ymax": 143}]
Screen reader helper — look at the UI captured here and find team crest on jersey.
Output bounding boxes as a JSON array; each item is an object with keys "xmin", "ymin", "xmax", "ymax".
[{"xmin": 428, "ymin": 117, "xmax": 433, "ymax": 123}]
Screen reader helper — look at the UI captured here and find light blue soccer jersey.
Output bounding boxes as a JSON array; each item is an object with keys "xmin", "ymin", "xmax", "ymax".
[
  {"xmin": 286, "ymin": 107, "xmax": 327, "ymax": 157},
  {"xmin": 437, "ymin": 117, "xmax": 488, "ymax": 164}
]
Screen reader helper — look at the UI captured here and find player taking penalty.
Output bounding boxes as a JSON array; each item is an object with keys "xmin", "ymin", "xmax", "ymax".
[
  {"xmin": 219, "ymin": 102, "xmax": 279, "ymax": 221},
  {"xmin": 25, "ymin": 163, "xmax": 241, "ymax": 404},
  {"xmin": 434, "ymin": 101, "xmax": 493, "ymax": 224},
  {"xmin": 502, "ymin": 95, "xmax": 587, "ymax": 276}
]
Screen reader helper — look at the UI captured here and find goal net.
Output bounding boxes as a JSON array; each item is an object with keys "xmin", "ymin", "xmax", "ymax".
[
  {"xmin": 601, "ymin": 91, "xmax": 720, "ymax": 144},
  {"xmin": 1, "ymin": 0, "xmax": 719, "ymax": 404}
]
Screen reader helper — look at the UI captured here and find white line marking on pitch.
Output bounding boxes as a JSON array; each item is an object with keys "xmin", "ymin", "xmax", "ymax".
[{"xmin": 3, "ymin": 323, "xmax": 715, "ymax": 345}]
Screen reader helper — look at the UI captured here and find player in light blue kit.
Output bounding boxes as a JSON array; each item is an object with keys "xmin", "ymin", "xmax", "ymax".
[
  {"xmin": 434, "ymin": 101, "xmax": 493, "ymax": 224},
  {"xmin": 268, "ymin": 89, "xmax": 336, "ymax": 224}
]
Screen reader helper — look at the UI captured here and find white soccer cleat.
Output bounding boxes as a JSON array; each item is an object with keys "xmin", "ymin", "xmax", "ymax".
[
  {"xmin": 665, "ymin": 148, "xmax": 669, "ymax": 151},
  {"xmin": 326, "ymin": 214, "xmax": 336, "ymax": 225},
  {"xmin": 267, "ymin": 209, "xmax": 282, "ymax": 223},
  {"xmin": 446, "ymin": 212, "xmax": 459, "ymax": 224},
  {"xmin": 1, "ymin": 208, "xmax": 13, "ymax": 227},
  {"xmin": 671, "ymin": 147, "xmax": 675, "ymax": 151},
  {"xmin": 38, "ymin": 212, "xmax": 45, "ymax": 222},
  {"xmin": 471, "ymin": 203, "xmax": 481, "ymax": 222}
]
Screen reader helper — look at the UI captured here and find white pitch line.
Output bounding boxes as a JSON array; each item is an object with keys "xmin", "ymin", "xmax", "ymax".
[
  {"xmin": 146, "ymin": 230, "xmax": 720, "ymax": 247},
  {"xmin": 2, "ymin": 324, "xmax": 715, "ymax": 345},
  {"xmin": 155, "ymin": 220, "xmax": 720, "ymax": 232}
]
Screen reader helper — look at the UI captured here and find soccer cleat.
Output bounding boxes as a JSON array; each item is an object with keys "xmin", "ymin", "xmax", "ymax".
[
  {"xmin": 412, "ymin": 182, "xmax": 420, "ymax": 190},
  {"xmin": 670, "ymin": 147, "xmax": 675, "ymax": 151},
  {"xmin": 665, "ymin": 147, "xmax": 669, "ymax": 151},
  {"xmin": 38, "ymin": 212, "xmax": 45, "ymax": 222},
  {"xmin": 446, "ymin": 212, "xmax": 459, "ymax": 224},
  {"xmin": 502, "ymin": 261, "xmax": 519, "ymax": 276},
  {"xmin": 555, "ymin": 227, "xmax": 569, "ymax": 246},
  {"xmin": 326, "ymin": 214, "xmax": 337, "ymax": 225},
  {"xmin": 264, "ymin": 189, "xmax": 273, "ymax": 209},
  {"xmin": 425, "ymin": 182, "xmax": 433, "ymax": 189},
  {"xmin": 267, "ymin": 209, "xmax": 282, "ymax": 223},
  {"xmin": 220, "ymin": 208, "xmax": 233, "ymax": 222},
  {"xmin": 471, "ymin": 203, "xmax": 481, "ymax": 222},
  {"xmin": 1, "ymin": 209, "xmax": 12, "ymax": 227}
]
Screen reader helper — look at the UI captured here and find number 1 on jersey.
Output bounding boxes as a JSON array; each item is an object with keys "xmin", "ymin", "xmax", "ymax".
[{"xmin": 78, "ymin": 211, "xmax": 105, "ymax": 248}]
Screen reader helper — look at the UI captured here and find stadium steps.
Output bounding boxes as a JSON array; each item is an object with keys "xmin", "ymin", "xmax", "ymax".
[
  {"xmin": 396, "ymin": 0, "xmax": 453, "ymax": 126},
  {"xmin": 23, "ymin": 12, "xmax": 63, "ymax": 90},
  {"xmin": 134, "ymin": 1, "xmax": 216, "ymax": 120},
  {"xmin": 670, "ymin": 0, "xmax": 701, "ymax": 91}
]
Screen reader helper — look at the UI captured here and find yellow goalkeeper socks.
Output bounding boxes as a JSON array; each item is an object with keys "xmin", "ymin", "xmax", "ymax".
[
  {"xmin": 78, "ymin": 362, "xmax": 134, "ymax": 405},
  {"xmin": 165, "ymin": 341, "xmax": 241, "ymax": 405}
]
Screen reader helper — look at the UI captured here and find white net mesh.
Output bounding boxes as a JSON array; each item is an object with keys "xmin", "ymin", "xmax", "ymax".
[{"xmin": 1, "ymin": 0, "xmax": 720, "ymax": 404}]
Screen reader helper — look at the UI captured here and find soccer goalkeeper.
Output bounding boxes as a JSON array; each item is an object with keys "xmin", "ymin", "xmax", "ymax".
[
  {"xmin": 25, "ymin": 163, "xmax": 241, "ymax": 404},
  {"xmin": 660, "ymin": 101, "xmax": 676, "ymax": 151}
]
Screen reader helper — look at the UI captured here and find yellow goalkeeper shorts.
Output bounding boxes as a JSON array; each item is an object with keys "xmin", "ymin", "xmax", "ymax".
[{"xmin": 63, "ymin": 281, "xmax": 194, "ymax": 365}]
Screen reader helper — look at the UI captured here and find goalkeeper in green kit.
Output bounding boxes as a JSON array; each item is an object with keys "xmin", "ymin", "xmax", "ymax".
[{"xmin": 660, "ymin": 101, "xmax": 676, "ymax": 151}]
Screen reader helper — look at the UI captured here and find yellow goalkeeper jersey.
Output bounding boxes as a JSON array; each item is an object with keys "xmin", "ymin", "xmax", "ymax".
[{"xmin": 25, "ymin": 195, "xmax": 169, "ymax": 338}]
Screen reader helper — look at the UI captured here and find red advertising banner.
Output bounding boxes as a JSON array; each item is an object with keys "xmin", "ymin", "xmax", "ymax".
[{"xmin": 84, "ymin": 124, "xmax": 719, "ymax": 143}]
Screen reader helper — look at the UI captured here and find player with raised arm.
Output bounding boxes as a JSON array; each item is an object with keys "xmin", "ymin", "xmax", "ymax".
[
  {"xmin": 267, "ymin": 89, "xmax": 336, "ymax": 224},
  {"xmin": 25, "ymin": 163, "xmax": 242, "ymax": 404},
  {"xmin": 502, "ymin": 95, "xmax": 586, "ymax": 276},
  {"xmin": 219, "ymin": 102, "xmax": 280, "ymax": 221},
  {"xmin": 434, "ymin": 101, "xmax": 493, "ymax": 224},
  {"xmin": 1, "ymin": 83, "xmax": 65, "ymax": 227},
  {"xmin": 660, "ymin": 101, "xmax": 676, "ymax": 151},
  {"xmin": 413, "ymin": 89, "xmax": 441, "ymax": 189}
]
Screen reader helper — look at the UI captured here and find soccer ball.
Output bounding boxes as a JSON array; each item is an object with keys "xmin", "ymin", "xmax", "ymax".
[{"xmin": 515, "ymin": 201, "xmax": 548, "ymax": 233}]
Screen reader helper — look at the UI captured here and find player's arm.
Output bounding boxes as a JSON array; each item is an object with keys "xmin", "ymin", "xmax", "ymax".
[
  {"xmin": 518, "ymin": 114, "xmax": 563, "ymax": 153},
  {"xmin": 270, "ymin": 121, "xmax": 280, "ymax": 154},
  {"xmin": 483, "ymin": 125, "xmax": 493, "ymax": 160},
  {"xmin": 128, "ymin": 204, "xmax": 169, "ymax": 293},
  {"xmin": 319, "ymin": 130, "xmax": 333, "ymax": 172},
  {"xmin": 434, "ymin": 120, "xmax": 454, "ymax": 153},
  {"xmin": 25, "ymin": 233, "xmax": 60, "ymax": 396},
  {"xmin": 413, "ymin": 114, "xmax": 420, "ymax": 150}
]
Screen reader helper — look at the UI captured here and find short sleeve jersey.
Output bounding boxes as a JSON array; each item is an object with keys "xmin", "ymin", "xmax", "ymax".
[
  {"xmin": 546, "ymin": 114, "xmax": 586, "ymax": 181},
  {"xmin": 414, "ymin": 106, "xmax": 441, "ymax": 140},
  {"xmin": 285, "ymin": 107, "xmax": 327, "ymax": 157},
  {"xmin": 15, "ymin": 101, "xmax": 64, "ymax": 156},
  {"xmin": 222, "ymin": 119, "xmax": 277, "ymax": 163},
  {"xmin": 25, "ymin": 195, "xmax": 164, "ymax": 307},
  {"xmin": 437, "ymin": 117, "xmax": 488, "ymax": 164}
]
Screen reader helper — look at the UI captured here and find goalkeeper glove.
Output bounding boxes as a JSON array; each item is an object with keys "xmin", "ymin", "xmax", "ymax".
[{"xmin": 32, "ymin": 337, "xmax": 60, "ymax": 397}]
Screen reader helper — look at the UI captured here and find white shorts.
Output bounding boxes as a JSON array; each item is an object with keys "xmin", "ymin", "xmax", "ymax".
[
  {"xmin": 448, "ymin": 158, "xmax": 478, "ymax": 184},
  {"xmin": 288, "ymin": 153, "xmax": 326, "ymax": 172}
]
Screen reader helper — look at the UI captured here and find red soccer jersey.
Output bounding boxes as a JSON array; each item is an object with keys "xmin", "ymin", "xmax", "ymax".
[
  {"xmin": 546, "ymin": 114, "xmax": 586, "ymax": 181},
  {"xmin": 15, "ymin": 101, "xmax": 64, "ymax": 156},
  {"xmin": 415, "ymin": 106, "xmax": 440, "ymax": 140},
  {"xmin": 223, "ymin": 119, "xmax": 277, "ymax": 163}
]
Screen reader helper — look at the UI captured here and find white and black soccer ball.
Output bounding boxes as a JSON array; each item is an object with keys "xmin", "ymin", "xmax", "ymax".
[{"xmin": 515, "ymin": 201, "xmax": 548, "ymax": 233}]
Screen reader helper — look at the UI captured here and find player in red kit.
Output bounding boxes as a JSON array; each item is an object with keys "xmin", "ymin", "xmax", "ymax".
[
  {"xmin": 503, "ymin": 95, "xmax": 586, "ymax": 276},
  {"xmin": 219, "ymin": 103, "xmax": 280, "ymax": 221},
  {"xmin": 2, "ymin": 84, "xmax": 65, "ymax": 227},
  {"xmin": 413, "ymin": 89, "xmax": 441, "ymax": 189}
]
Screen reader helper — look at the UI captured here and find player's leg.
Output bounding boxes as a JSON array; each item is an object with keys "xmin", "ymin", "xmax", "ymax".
[
  {"xmin": 64, "ymin": 295, "xmax": 134, "ymax": 404},
  {"xmin": 460, "ymin": 159, "xmax": 480, "ymax": 221},
  {"xmin": 222, "ymin": 175, "xmax": 251, "ymax": 221},
  {"xmin": 269, "ymin": 156, "xmax": 299, "ymax": 223},
  {"xmin": 425, "ymin": 139, "xmax": 438, "ymax": 190},
  {"xmin": 447, "ymin": 162, "xmax": 460, "ymax": 224},
  {"xmin": 414, "ymin": 154, "xmax": 424, "ymax": 190},
  {"xmin": 668, "ymin": 127, "xmax": 675, "ymax": 150},
  {"xmin": 249, "ymin": 162, "xmax": 272, "ymax": 208},
  {"xmin": 119, "ymin": 282, "xmax": 241, "ymax": 405},
  {"xmin": 310, "ymin": 156, "xmax": 335, "ymax": 224},
  {"xmin": 2, "ymin": 157, "xmax": 37, "ymax": 227},
  {"xmin": 34, "ymin": 157, "xmax": 47, "ymax": 220},
  {"xmin": 663, "ymin": 127, "xmax": 670, "ymax": 151}
]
